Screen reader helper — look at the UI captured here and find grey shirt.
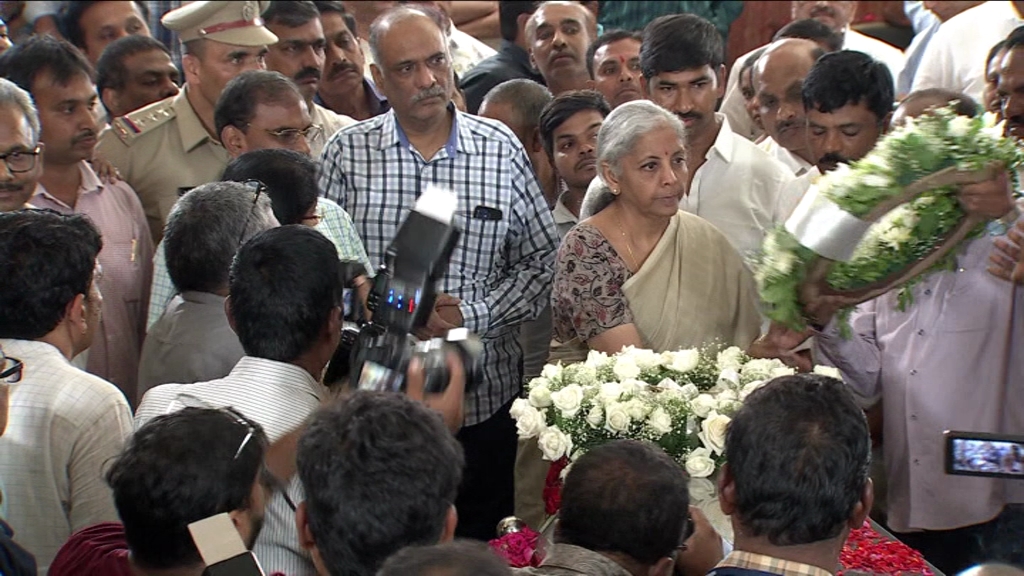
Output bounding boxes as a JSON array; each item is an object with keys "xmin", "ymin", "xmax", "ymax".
[
  {"xmin": 137, "ymin": 291, "xmax": 243, "ymax": 396},
  {"xmin": 514, "ymin": 544, "xmax": 632, "ymax": 576}
]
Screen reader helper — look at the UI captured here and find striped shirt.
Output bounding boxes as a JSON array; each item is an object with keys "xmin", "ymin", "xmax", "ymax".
[
  {"xmin": 146, "ymin": 197, "xmax": 372, "ymax": 329},
  {"xmin": 31, "ymin": 161, "xmax": 154, "ymax": 404},
  {"xmin": 0, "ymin": 339, "xmax": 133, "ymax": 573},
  {"xmin": 135, "ymin": 356, "xmax": 327, "ymax": 576},
  {"xmin": 318, "ymin": 108, "xmax": 559, "ymax": 425}
]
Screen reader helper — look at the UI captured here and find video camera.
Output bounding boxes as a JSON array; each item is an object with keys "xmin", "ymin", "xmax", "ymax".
[
  {"xmin": 945, "ymin": 430, "xmax": 1024, "ymax": 479},
  {"xmin": 325, "ymin": 186, "xmax": 482, "ymax": 393}
]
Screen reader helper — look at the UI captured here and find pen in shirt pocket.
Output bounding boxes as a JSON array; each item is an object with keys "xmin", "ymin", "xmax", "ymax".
[{"xmin": 131, "ymin": 238, "xmax": 137, "ymax": 262}]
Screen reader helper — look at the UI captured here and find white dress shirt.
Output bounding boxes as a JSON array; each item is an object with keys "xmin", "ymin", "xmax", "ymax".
[
  {"xmin": 683, "ymin": 115, "xmax": 797, "ymax": 260},
  {"xmin": 722, "ymin": 28, "xmax": 906, "ymax": 142},
  {"xmin": 912, "ymin": 1, "xmax": 1024, "ymax": 103},
  {"xmin": 135, "ymin": 356, "xmax": 327, "ymax": 576},
  {"xmin": 0, "ymin": 339, "xmax": 133, "ymax": 572},
  {"xmin": 758, "ymin": 136, "xmax": 814, "ymax": 176}
]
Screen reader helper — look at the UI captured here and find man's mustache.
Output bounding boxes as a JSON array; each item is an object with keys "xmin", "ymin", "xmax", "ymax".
[
  {"xmin": 412, "ymin": 85, "xmax": 447, "ymax": 103},
  {"xmin": 326, "ymin": 61, "xmax": 359, "ymax": 81},
  {"xmin": 675, "ymin": 111, "xmax": 703, "ymax": 123},
  {"xmin": 295, "ymin": 67, "xmax": 322, "ymax": 82},
  {"xmin": 818, "ymin": 152, "xmax": 848, "ymax": 166},
  {"xmin": 72, "ymin": 130, "xmax": 97, "ymax": 145},
  {"xmin": 0, "ymin": 183, "xmax": 26, "ymax": 192},
  {"xmin": 776, "ymin": 118, "xmax": 805, "ymax": 133},
  {"xmin": 811, "ymin": 6, "xmax": 837, "ymax": 18}
]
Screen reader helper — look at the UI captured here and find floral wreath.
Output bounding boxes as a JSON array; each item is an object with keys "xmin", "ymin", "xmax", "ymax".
[{"xmin": 756, "ymin": 109, "xmax": 1023, "ymax": 331}]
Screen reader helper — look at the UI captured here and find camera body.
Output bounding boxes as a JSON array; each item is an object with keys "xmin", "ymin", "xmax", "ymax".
[{"xmin": 325, "ymin": 187, "xmax": 481, "ymax": 392}]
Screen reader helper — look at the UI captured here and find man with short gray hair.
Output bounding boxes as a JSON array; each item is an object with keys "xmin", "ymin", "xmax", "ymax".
[
  {"xmin": 0, "ymin": 77, "xmax": 41, "ymax": 213},
  {"xmin": 137, "ymin": 181, "xmax": 278, "ymax": 394}
]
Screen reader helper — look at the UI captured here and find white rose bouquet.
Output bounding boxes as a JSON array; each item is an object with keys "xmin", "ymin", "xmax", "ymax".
[
  {"xmin": 756, "ymin": 108, "xmax": 1023, "ymax": 331},
  {"xmin": 512, "ymin": 345, "xmax": 831, "ymax": 486}
]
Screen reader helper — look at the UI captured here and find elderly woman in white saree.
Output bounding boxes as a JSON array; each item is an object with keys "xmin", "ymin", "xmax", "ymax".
[{"xmin": 551, "ymin": 100, "xmax": 761, "ymax": 358}]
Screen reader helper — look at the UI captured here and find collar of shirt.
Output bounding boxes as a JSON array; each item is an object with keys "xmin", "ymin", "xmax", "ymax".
[
  {"xmin": 552, "ymin": 193, "xmax": 578, "ymax": 226},
  {"xmin": 539, "ymin": 544, "xmax": 633, "ymax": 575},
  {"xmin": 760, "ymin": 137, "xmax": 812, "ymax": 176},
  {"xmin": 315, "ymin": 78, "xmax": 390, "ymax": 113},
  {"xmin": 226, "ymin": 356, "xmax": 324, "ymax": 400},
  {"xmin": 175, "ymin": 86, "xmax": 216, "ymax": 153},
  {"xmin": 180, "ymin": 290, "xmax": 227, "ymax": 306},
  {"xmin": 0, "ymin": 338, "xmax": 69, "ymax": 367},
  {"xmin": 31, "ymin": 161, "xmax": 104, "ymax": 209},
  {"xmin": 706, "ymin": 113, "xmax": 737, "ymax": 164},
  {"xmin": 386, "ymin": 105, "xmax": 479, "ymax": 158},
  {"xmin": 715, "ymin": 550, "xmax": 835, "ymax": 576}
]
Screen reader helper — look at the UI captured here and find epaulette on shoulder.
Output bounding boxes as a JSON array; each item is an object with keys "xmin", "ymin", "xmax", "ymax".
[{"xmin": 110, "ymin": 98, "xmax": 177, "ymax": 145}]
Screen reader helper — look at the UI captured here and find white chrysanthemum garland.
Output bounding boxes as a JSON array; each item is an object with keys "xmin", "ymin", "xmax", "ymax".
[
  {"xmin": 757, "ymin": 109, "xmax": 1023, "ymax": 330},
  {"xmin": 511, "ymin": 345, "xmax": 842, "ymax": 483}
]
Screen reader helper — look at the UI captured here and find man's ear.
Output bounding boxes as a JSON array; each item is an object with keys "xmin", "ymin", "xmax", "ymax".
[
  {"xmin": 221, "ymin": 125, "xmax": 247, "ymax": 156},
  {"xmin": 529, "ymin": 127, "xmax": 545, "ymax": 155},
  {"xmin": 182, "ymin": 53, "xmax": 202, "ymax": 87},
  {"xmin": 370, "ymin": 63, "xmax": 384, "ymax": 95},
  {"xmin": 440, "ymin": 504, "xmax": 458, "ymax": 543},
  {"xmin": 714, "ymin": 64, "xmax": 727, "ymax": 98},
  {"xmin": 881, "ymin": 112, "xmax": 893, "ymax": 134},
  {"xmin": 649, "ymin": 556, "xmax": 675, "ymax": 576},
  {"xmin": 585, "ymin": 78, "xmax": 595, "ymax": 90},
  {"xmin": 101, "ymin": 88, "xmax": 120, "ymax": 117},
  {"xmin": 225, "ymin": 296, "xmax": 238, "ymax": 335},
  {"xmin": 717, "ymin": 462, "xmax": 737, "ymax": 516},
  {"xmin": 296, "ymin": 501, "xmax": 317, "ymax": 551},
  {"xmin": 64, "ymin": 293, "xmax": 88, "ymax": 335},
  {"xmin": 849, "ymin": 478, "xmax": 874, "ymax": 529}
]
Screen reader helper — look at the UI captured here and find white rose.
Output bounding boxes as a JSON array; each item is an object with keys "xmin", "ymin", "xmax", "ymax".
[
  {"xmin": 740, "ymin": 358, "xmax": 776, "ymax": 381},
  {"xmin": 605, "ymin": 402, "xmax": 632, "ymax": 433},
  {"xmin": 625, "ymin": 398, "xmax": 649, "ymax": 420},
  {"xmin": 632, "ymin": 348, "xmax": 662, "ymax": 370},
  {"xmin": 715, "ymin": 390, "xmax": 738, "ymax": 412},
  {"xmin": 688, "ymin": 477, "xmax": 717, "ymax": 503},
  {"xmin": 691, "ymin": 394, "xmax": 718, "ymax": 418},
  {"xmin": 948, "ymin": 114, "xmax": 973, "ymax": 138},
  {"xmin": 586, "ymin": 404, "xmax": 604, "ymax": 428},
  {"xmin": 528, "ymin": 384, "xmax": 553, "ymax": 408},
  {"xmin": 538, "ymin": 427, "xmax": 573, "ymax": 461},
  {"xmin": 668, "ymin": 349, "xmax": 701, "ymax": 373},
  {"xmin": 585, "ymin": 349, "xmax": 609, "ymax": 369},
  {"xmin": 678, "ymin": 383, "xmax": 700, "ymax": 401},
  {"xmin": 739, "ymin": 380, "xmax": 766, "ymax": 400},
  {"xmin": 813, "ymin": 365, "xmax": 843, "ymax": 380},
  {"xmin": 599, "ymin": 381, "xmax": 624, "ymax": 403},
  {"xmin": 509, "ymin": 398, "xmax": 529, "ymax": 419},
  {"xmin": 770, "ymin": 366, "xmax": 796, "ymax": 379},
  {"xmin": 613, "ymin": 355, "xmax": 641, "ymax": 380},
  {"xmin": 717, "ymin": 368, "xmax": 740, "ymax": 389},
  {"xmin": 699, "ymin": 411, "xmax": 731, "ymax": 455},
  {"xmin": 620, "ymin": 378, "xmax": 646, "ymax": 396},
  {"xmin": 716, "ymin": 347, "xmax": 745, "ymax": 372},
  {"xmin": 551, "ymin": 384, "xmax": 584, "ymax": 417},
  {"xmin": 685, "ymin": 447, "xmax": 716, "ymax": 478},
  {"xmin": 572, "ymin": 365, "xmax": 599, "ymax": 385},
  {"xmin": 527, "ymin": 376, "xmax": 550, "ymax": 389},
  {"xmin": 648, "ymin": 407, "xmax": 673, "ymax": 435},
  {"xmin": 515, "ymin": 405, "xmax": 546, "ymax": 439},
  {"xmin": 541, "ymin": 364, "xmax": 563, "ymax": 380}
]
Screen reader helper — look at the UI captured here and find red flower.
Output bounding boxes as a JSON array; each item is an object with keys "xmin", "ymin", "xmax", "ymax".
[
  {"xmin": 839, "ymin": 521, "xmax": 934, "ymax": 575},
  {"xmin": 489, "ymin": 526, "xmax": 544, "ymax": 568},
  {"xmin": 544, "ymin": 458, "xmax": 568, "ymax": 516}
]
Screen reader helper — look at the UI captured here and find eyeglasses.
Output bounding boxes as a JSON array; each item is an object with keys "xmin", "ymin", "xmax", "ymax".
[
  {"xmin": 238, "ymin": 179, "xmax": 267, "ymax": 248},
  {"xmin": 0, "ymin": 146, "xmax": 41, "ymax": 174},
  {"xmin": 251, "ymin": 124, "xmax": 324, "ymax": 146},
  {"xmin": 0, "ymin": 354, "xmax": 22, "ymax": 384},
  {"xmin": 218, "ymin": 405, "xmax": 297, "ymax": 512}
]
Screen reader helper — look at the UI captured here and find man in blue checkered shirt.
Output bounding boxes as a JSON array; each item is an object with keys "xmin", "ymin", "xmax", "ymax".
[{"xmin": 318, "ymin": 5, "xmax": 558, "ymax": 541}]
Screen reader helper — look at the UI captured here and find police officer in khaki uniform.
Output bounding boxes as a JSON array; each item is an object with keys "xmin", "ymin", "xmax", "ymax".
[{"xmin": 96, "ymin": 0, "xmax": 278, "ymax": 241}]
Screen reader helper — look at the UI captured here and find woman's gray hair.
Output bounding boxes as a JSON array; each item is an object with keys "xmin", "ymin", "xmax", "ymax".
[
  {"xmin": 581, "ymin": 100, "xmax": 687, "ymax": 219},
  {"xmin": 0, "ymin": 78, "xmax": 40, "ymax": 143}
]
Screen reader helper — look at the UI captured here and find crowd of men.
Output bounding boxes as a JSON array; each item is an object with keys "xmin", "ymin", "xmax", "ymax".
[{"xmin": 0, "ymin": 1, "xmax": 1023, "ymax": 575}]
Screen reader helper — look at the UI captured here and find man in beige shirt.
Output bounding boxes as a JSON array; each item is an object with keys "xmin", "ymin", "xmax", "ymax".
[
  {"xmin": 261, "ymin": 1, "xmax": 354, "ymax": 151},
  {"xmin": 96, "ymin": 0, "xmax": 278, "ymax": 241}
]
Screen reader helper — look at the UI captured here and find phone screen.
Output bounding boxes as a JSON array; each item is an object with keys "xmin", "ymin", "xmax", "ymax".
[{"xmin": 946, "ymin": 431, "xmax": 1024, "ymax": 478}]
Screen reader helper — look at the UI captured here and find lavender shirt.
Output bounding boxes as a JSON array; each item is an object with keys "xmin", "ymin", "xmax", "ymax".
[
  {"xmin": 816, "ymin": 230, "xmax": 1024, "ymax": 532},
  {"xmin": 32, "ymin": 162, "xmax": 154, "ymax": 404}
]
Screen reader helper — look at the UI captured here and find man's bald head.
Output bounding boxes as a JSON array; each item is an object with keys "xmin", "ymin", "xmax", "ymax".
[
  {"xmin": 754, "ymin": 38, "xmax": 824, "ymax": 162},
  {"xmin": 891, "ymin": 88, "xmax": 978, "ymax": 128},
  {"xmin": 367, "ymin": 5, "xmax": 446, "ymax": 67}
]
